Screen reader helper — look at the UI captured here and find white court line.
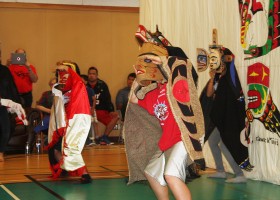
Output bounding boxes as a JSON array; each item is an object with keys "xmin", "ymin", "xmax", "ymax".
[{"xmin": 0, "ymin": 185, "xmax": 20, "ymax": 200}]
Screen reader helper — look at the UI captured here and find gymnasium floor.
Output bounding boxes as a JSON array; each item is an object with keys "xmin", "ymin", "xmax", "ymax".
[{"xmin": 0, "ymin": 145, "xmax": 279, "ymax": 200}]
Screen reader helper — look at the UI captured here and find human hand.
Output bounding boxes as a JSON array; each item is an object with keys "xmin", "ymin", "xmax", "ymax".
[
  {"xmin": 25, "ymin": 61, "xmax": 31, "ymax": 67},
  {"xmin": 209, "ymin": 69, "xmax": 216, "ymax": 80},
  {"xmin": 57, "ymin": 64, "xmax": 69, "ymax": 71},
  {"xmin": 91, "ymin": 110, "xmax": 98, "ymax": 123}
]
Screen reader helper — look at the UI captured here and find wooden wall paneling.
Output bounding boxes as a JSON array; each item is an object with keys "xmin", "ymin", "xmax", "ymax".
[{"xmin": 0, "ymin": 3, "xmax": 139, "ymax": 107}]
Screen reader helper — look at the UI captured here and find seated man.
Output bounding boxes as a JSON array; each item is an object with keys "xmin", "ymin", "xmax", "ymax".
[
  {"xmin": 115, "ymin": 72, "xmax": 136, "ymax": 121},
  {"xmin": 87, "ymin": 66, "xmax": 119, "ymax": 145}
]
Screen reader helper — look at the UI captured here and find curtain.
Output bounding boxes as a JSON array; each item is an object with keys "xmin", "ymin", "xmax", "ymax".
[{"xmin": 139, "ymin": 0, "xmax": 280, "ymax": 185}]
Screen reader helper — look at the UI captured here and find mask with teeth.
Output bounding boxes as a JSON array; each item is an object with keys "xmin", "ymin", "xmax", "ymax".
[{"xmin": 135, "ymin": 43, "xmax": 168, "ymax": 87}]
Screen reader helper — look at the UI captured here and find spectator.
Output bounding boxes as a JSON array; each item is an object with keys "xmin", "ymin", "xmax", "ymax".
[
  {"xmin": 8, "ymin": 48, "xmax": 38, "ymax": 113},
  {"xmin": 80, "ymin": 74, "xmax": 99, "ymax": 146},
  {"xmin": 0, "ymin": 63, "xmax": 27, "ymax": 161},
  {"xmin": 115, "ymin": 72, "xmax": 136, "ymax": 120},
  {"xmin": 36, "ymin": 77, "xmax": 56, "ymax": 123},
  {"xmin": 28, "ymin": 77, "xmax": 57, "ymax": 148},
  {"xmin": 87, "ymin": 66, "xmax": 119, "ymax": 145}
]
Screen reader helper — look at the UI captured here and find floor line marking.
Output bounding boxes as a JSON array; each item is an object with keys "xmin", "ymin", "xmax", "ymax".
[
  {"xmin": 0, "ymin": 184, "xmax": 20, "ymax": 200},
  {"xmin": 25, "ymin": 175, "xmax": 65, "ymax": 200},
  {"xmin": 100, "ymin": 166, "xmax": 128, "ymax": 177}
]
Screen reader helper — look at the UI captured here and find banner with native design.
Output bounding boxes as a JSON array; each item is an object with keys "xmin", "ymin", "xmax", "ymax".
[
  {"xmin": 238, "ymin": 0, "xmax": 280, "ymax": 184},
  {"xmin": 238, "ymin": 0, "xmax": 280, "ymax": 60},
  {"xmin": 140, "ymin": 0, "xmax": 280, "ymax": 185}
]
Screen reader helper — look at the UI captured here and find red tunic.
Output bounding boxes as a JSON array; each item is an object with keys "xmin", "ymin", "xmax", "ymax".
[
  {"xmin": 138, "ymin": 83, "xmax": 181, "ymax": 151},
  {"xmin": 9, "ymin": 64, "xmax": 37, "ymax": 93}
]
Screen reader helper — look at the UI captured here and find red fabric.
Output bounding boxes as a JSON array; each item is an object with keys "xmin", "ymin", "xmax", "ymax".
[
  {"xmin": 96, "ymin": 110, "xmax": 113, "ymax": 125},
  {"xmin": 49, "ymin": 162, "xmax": 63, "ymax": 179},
  {"xmin": 49, "ymin": 165, "xmax": 87, "ymax": 179},
  {"xmin": 62, "ymin": 68, "xmax": 91, "ymax": 120},
  {"xmin": 138, "ymin": 83, "xmax": 181, "ymax": 151},
  {"xmin": 68, "ymin": 166, "xmax": 87, "ymax": 176},
  {"xmin": 15, "ymin": 116, "xmax": 24, "ymax": 125},
  {"xmin": 9, "ymin": 64, "xmax": 37, "ymax": 93},
  {"xmin": 45, "ymin": 127, "xmax": 65, "ymax": 150}
]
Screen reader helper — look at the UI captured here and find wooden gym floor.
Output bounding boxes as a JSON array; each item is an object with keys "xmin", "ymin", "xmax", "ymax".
[{"xmin": 0, "ymin": 145, "xmax": 279, "ymax": 200}]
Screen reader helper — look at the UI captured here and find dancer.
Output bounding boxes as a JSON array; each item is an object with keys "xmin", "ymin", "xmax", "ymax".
[
  {"xmin": 125, "ymin": 42, "xmax": 205, "ymax": 200},
  {"xmin": 200, "ymin": 47, "xmax": 249, "ymax": 183},
  {"xmin": 46, "ymin": 61, "xmax": 92, "ymax": 184}
]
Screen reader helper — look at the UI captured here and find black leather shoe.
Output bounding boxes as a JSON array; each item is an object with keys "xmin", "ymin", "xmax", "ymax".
[{"xmin": 81, "ymin": 174, "xmax": 92, "ymax": 184}]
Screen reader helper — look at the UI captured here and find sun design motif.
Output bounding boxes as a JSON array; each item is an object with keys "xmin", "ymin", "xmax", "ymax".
[{"xmin": 153, "ymin": 100, "xmax": 169, "ymax": 121}]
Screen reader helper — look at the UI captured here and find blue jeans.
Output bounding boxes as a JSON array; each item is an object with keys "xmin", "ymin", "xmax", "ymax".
[
  {"xmin": 208, "ymin": 127, "xmax": 243, "ymax": 176},
  {"xmin": 34, "ymin": 115, "xmax": 50, "ymax": 133}
]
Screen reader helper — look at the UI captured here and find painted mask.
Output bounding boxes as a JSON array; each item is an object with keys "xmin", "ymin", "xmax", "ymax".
[
  {"xmin": 135, "ymin": 43, "xmax": 168, "ymax": 86},
  {"xmin": 135, "ymin": 55, "xmax": 165, "ymax": 87},
  {"xmin": 209, "ymin": 48, "xmax": 222, "ymax": 71}
]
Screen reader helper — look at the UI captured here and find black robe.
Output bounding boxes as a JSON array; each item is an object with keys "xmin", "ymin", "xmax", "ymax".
[
  {"xmin": 200, "ymin": 58, "xmax": 248, "ymax": 166},
  {"xmin": 0, "ymin": 64, "xmax": 20, "ymax": 152}
]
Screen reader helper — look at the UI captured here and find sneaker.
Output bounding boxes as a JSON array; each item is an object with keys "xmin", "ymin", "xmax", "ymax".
[
  {"xmin": 99, "ymin": 138, "xmax": 107, "ymax": 145},
  {"xmin": 81, "ymin": 174, "xmax": 92, "ymax": 184},
  {"xmin": 86, "ymin": 141, "xmax": 96, "ymax": 147},
  {"xmin": 88, "ymin": 138, "xmax": 96, "ymax": 146},
  {"xmin": 207, "ymin": 172, "xmax": 227, "ymax": 179},
  {"xmin": 102, "ymin": 135, "xmax": 114, "ymax": 145},
  {"xmin": 225, "ymin": 176, "xmax": 246, "ymax": 183},
  {"xmin": 95, "ymin": 137, "xmax": 106, "ymax": 145}
]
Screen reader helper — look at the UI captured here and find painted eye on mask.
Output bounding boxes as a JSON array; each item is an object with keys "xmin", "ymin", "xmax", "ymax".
[{"xmin": 144, "ymin": 58, "xmax": 152, "ymax": 63}]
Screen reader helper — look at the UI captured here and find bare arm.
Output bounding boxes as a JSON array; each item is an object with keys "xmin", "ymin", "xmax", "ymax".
[
  {"xmin": 206, "ymin": 70, "xmax": 216, "ymax": 97},
  {"xmin": 25, "ymin": 61, "xmax": 38, "ymax": 83},
  {"xmin": 35, "ymin": 104, "xmax": 51, "ymax": 114},
  {"xmin": 91, "ymin": 95, "xmax": 96, "ymax": 115}
]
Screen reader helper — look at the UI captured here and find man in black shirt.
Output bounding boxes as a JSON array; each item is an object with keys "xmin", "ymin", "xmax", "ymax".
[{"xmin": 87, "ymin": 66, "xmax": 119, "ymax": 145}]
